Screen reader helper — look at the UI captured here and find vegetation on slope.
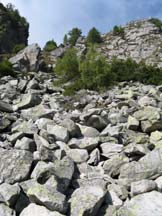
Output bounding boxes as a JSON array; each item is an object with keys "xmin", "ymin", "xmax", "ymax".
[{"xmin": 54, "ymin": 45, "xmax": 162, "ymax": 95}]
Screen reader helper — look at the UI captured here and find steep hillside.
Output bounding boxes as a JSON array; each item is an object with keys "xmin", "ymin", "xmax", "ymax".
[
  {"xmin": 75, "ymin": 18, "xmax": 162, "ymax": 68},
  {"xmin": 0, "ymin": 3, "xmax": 29, "ymax": 54}
]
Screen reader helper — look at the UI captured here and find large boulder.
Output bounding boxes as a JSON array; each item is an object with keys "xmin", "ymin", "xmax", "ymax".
[
  {"xmin": 117, "ymin": 191, "xmax": 162, "ymax": 216},
  {"xmin": 0, "ymin": 148, "xmax": 33, "ymax": 184},
  {"xmin": 9, "ymin": 44, "xmax": 41, "ymax": 72},
  {"xmin": 119, "ymin": 148, "xmax": 162, "ymax": 186},
  {"xmin": 27, "ymin": 183, "xmax": 67, "ymax": 214}
]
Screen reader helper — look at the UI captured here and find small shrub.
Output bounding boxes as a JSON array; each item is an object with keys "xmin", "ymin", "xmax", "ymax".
[
  {"xmin": 0, "ymin": 60, "xmax": 16, "ymax": 78},
  {"xmin": 113, "ymin": 25, "xmax": 125, "ymax": 38},
  {"xmin": 12, "ymin": 44, "xmax": 25, "ymax": 53},
  {"xmin": 149, "ymin": 18, "xmax": 162, "ymax": 31},
  {"xmin": 86, "ymin": 27, "xmax": 102, "ymax": 45},
  {"xmin": 80, "ymin": 46, "xmax": 115, "ymax": 90},
  {"xmin": 44, "ymin": 40, "xmax": 57, "ymax": 52},
  {"xmin": 54, "ymin": 48, "xmax": 80, "ymax": 82}
]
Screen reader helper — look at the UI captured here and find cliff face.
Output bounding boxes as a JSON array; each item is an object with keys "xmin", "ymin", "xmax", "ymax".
[
  {"xmin": 0, "ymin": 3, "xmax": 29, "ymax": 54},
  {"xmin": 75, "ymin": 18, "xmax": 162, "ymax": 68}
]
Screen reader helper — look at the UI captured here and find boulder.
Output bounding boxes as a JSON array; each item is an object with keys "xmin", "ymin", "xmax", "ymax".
[
  {"xmin": 27, "ymin": 183, "xmax": 67, "ymax": 214},
  {"xmin": 20, "ymin": 203, "xmax": 64, "ymax": 216},
  {"xmin": 21, "ymin": 104, "xmax": 55, "ymax": 121},
  {"xmin": 14, "ymin": 93, "xmax": 41, "ymax": 110},
  {"xmin": 117, "ymin": 191, "xmax": 162, "ymax": 216},
  {"xmin": 15, "ymin": 137, "xmax": 36, "ymax": 152},
  {"xmin": 127, "ymin": 115, "xmax": 139, "ymax": 131},
  {"xmin": 70, "ymin": 186, "xmax": 106, "ymax": 216},
  {"xmin": 119, "ymin": 148, "xmax": 162, "ymax": 186},
  {"xmin": 47, "ymin": 125, "xmax": 69, "ymax": 143},
  {"xmin": 0, "ymin": 148, "xmax": 33, "ymax": 184},
  {"xmin": 68, "ymin": 137, "xmax": 99, "ymax": 151},
  {"xmin": 9, "ymin": 44, "xmax": 41, "ymax": 72},
  {"xmin": 78, "ymin": 124, "xmax": 100, "ymax": 137},
  {"xmin": 0, "ymin": 101, "xmax": 13, "ymax": 113},
  {"xmin": 133, "ymin": 106, "xmax": 162, "ymax": 132},
  {"xmin": 130, "ymin": 179, "xmax": 157, "ymax": 197},
  {"xmin": 61, "ymin": 118, "xmax": 81, "ymax": 138},
  {"xmin": 0, "ymin": 183, "xmax": 20, "ymax": 207},
  {"xmin": 100, "ymin": 143, "xmax": 123, "ymax": 158}
]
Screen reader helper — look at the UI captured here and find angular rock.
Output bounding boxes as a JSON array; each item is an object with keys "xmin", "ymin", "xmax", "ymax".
[
  {"xmin": 117, "ymin": 191, "xmax": 162, "ymax": 216},
  {"xmin": 130, "ymin": 179, "xmax": 157, "ymax": 197},
  {"xmin": 0, "ymin": 183, "xmax": 20, "ymax": 207},
  {"xmin": 78, "ymin": 124, "xmax": 100, "ymax": 137},
  {"xmin": 0, "ymin": 101, "xmax": 13, "ymax": 113},
  {"xmin": 15, "ymin": 137, "xmax": 36, "ymax": 152},
  {"xmin": 27, "ymin": 183, "xmax": 67, "ymax": 214},
  {"xmin": 70, "ymin": 186, "xmax": 106, "ymax": 216},
  {"xmin": 67, "ymin": 148, "xmax": 89, "ymax": 163},
  {"xmin": 127, "ymin": 115, "xmax": 139, "ymax": 131},
  {"xmin": 0, "ymin": 148, "xmax": 33, "ymax": 184},
  {"xmin": 68, "ymin": 137, "xmax": 99, "ymax": 151},
  {"xmin": 87, "ymin": 148, "xmax": 100, "ymax": 165},
  {"xmin": 12, "ymin": 120, "xmax": 38, "ymax": 135},
  {"xmin": 86, "ymin": 115, "xmax": 107, "ymax": 131},
  {"xmin": 155, "ymin": 176, "xmax": 162, "ymax": 191},
  {"xmin": 20, "ymin": 203, "xmax": 64, "ymax": 216},
  {"xmin": 103, "ymin": 153, "xmax": 129, "ymax": 177},
  {"xmin": 7, "ymin": 132, "xmax": 24, "ymax": 146},
  {"xmin": 101, "ymin": 124, "xmax": 123, "ymax": 138},
  {"xmin": 47, "ymin": 125, "xmax": 69, "ymax": 143},
  {"xmin": 14, "ymin": 93, "xmax": 41, "ymax": 110},
  {"xmin": 0, "ymin": 118, "xmax": 11, "ymax": 132},
  {"xmin": 119, "ymin": 148, "xmax": 162, "ymax": 186},
  {"xmin": 101, "ymin": 143, "xmax": 123, "ymax": 158},
  {"xmin": 9, "ymin": 44, "xmax": 41, "ymax": 72},
  {"xmin": 150, "ymin": 130, "xmax": 162, "ymax": 144},
  {"xmin": 21, "ymin": 104, "xmax": 55, "ymax": 121},
  {"xmin": 61, "ymin": 118, "xmax": 81, "ymax": 138},
  {"xmin": 133, "ymin": 106, "xmax": 162, "ymax": 132}
]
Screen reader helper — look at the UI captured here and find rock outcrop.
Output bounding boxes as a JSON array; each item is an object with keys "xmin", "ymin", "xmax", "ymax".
[
  {"xmin": 75, "ymin": 18, "xmax": 162, "ymax": 68},
  {"xmin": 0, "ymin": 3, "xmax": 29, "ymax": 54}
]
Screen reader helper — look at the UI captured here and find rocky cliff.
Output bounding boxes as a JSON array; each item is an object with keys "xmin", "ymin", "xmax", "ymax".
[
  {"xmin": 75, "ymin": 18, "xmax": 162, "ymax": 68},
  {"xmin": 0, "ymin": 3, "xmax": 29, "ymax": 54}
]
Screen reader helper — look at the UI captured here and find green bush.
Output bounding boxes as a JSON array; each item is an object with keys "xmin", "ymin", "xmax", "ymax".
[
  {"xmin": 63, "ymin": 79, "xmax": 84, "ymax": 96},
  {"xmin": 54, "ymin": 48, "xmax": 80, "ymax": 82},
  {"xmin": 80, "ymin": 46, "xmax": 115, "ymax": 90},
  {"xmin": 149, "ymin": 18, "xmax": 162, "ymax": 31},
  {"xmin": 0, "ymin": 60, "xmax": 16, "ymax": 78},
  {"xmin": 68, "ymin": 28, "xmax": 82, "ymax": 46},
  {"xmin": 113, "ymin": 25, "xmax": 125, "ymax": 38},
  {"xmin": 12, "ymin": 44, "xmax": 25, "ymax": 53},
  {"xmin": 54, "ymin": 45, "xmax": 162, "ymax": 94},
  {"xmin": 44, "ymin": 40, "xmax": 57, "ymax": 52},
  {"xmin": 86, "ymin": 27, "xmax": 102, "ymax": 44}
]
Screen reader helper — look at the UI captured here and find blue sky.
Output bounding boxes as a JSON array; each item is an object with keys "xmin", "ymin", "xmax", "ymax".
[{"xmin": 1, "ymin": 0, "xmax": 162, "ymax": 47}]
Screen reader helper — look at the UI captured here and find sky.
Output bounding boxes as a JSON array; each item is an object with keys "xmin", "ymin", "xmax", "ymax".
[{"xmin": 1, "ymin": 0, "xmax": 162, "ymax": 47}]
